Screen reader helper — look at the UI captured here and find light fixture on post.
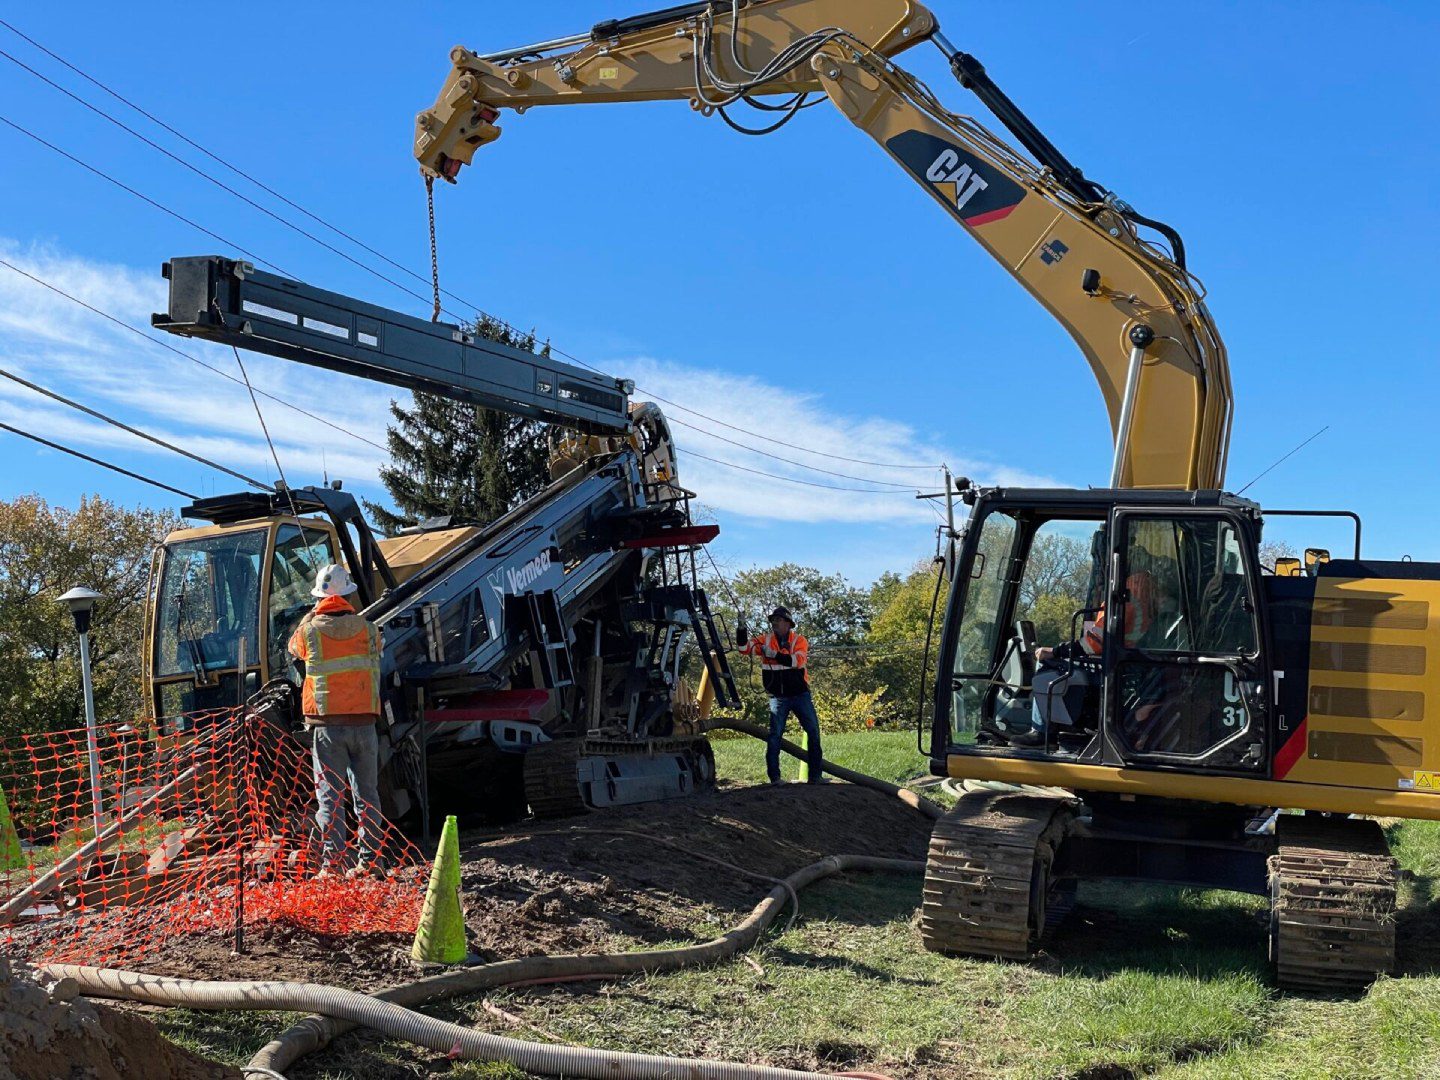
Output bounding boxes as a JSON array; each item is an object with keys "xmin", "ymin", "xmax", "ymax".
[{"xmin": 58, "ymin": 586, "xmax": 105, "ymax": 836}]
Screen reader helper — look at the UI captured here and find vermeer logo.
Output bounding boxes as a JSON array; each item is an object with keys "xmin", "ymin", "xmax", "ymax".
[{"xmin": 505, "ymin": 550, "xmax": 552, "ymax": 595}]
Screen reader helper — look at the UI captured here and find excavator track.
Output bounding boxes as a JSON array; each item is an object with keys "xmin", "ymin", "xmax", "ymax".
[
  {"xmin": 921, "ymin": 791, "xmax": 1077, "ymax": 960},
  {"xmin": 523, "ymin": 736, "xmax": 716, "ymax": 819},
  {"xmin": 1269, "ymin": 814, "xmax": 1397, "ymax": 991}
]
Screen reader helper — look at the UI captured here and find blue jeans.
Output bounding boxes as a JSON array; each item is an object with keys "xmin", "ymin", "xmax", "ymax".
[
  {"xmin": 311, "ymin": 724, "xmax": 382, "ymax": 866},
  {"xmin": 766, "ymin": 691, "xmax": 823, "ymax": 783}
]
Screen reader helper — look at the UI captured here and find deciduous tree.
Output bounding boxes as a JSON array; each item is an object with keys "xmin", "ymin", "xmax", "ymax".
[{"xmin": 0, "ymin": 495, "xmax": 176, "ymax": 741}]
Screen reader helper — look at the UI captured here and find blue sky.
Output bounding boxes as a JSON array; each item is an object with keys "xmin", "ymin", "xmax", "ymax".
[{"xmin": 1, "ymin": 1, "xmax": 1437, "ymax": 585}]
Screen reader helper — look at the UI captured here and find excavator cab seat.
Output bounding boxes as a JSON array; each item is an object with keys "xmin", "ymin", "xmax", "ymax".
[{"xmin": 988, "ymin": 620, "xmax": 1037, "ymax": 740}]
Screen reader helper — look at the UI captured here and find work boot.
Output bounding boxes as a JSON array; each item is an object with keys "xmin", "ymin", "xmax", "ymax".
[{"xmin": 768, "ymin": 777, "xmax": 786, "ymax": 786}]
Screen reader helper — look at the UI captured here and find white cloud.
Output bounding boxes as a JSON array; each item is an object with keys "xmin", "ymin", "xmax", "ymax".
[
  {"xmin": 618, "ymin": 355, "xmax": 1060, "ymax": 524},
  {"xmin": 0, "ymin": 241, "xmax": 394, "ymax": 497}
]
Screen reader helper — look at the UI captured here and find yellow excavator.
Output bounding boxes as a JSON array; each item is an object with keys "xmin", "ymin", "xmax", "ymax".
[{"xmin": 418, "ymin": 0, "xmax": 1436, "ymax": 989}]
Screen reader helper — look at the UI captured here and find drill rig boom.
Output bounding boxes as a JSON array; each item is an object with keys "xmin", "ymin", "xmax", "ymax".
[
  {"xmin": 147, "ymin": 257, "xmax": 737, "ymax": 821},
  {"xmin": 154, "ymin": 255, "xmax": 631, "ymax": 434}
]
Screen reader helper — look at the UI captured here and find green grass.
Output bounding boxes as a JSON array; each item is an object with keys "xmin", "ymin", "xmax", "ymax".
[
  {"xmin": 149, "ymin": 736, "xmax": 1440, "ymax": 1079},
  {"xmin": 711, "ymin": 727, "xmax": 933, "ymax": 788}
]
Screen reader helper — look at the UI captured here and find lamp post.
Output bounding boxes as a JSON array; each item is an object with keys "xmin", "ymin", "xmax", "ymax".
[{"xmin": 59, "ymin": 587, "xmax": 104, "ymax": 837}]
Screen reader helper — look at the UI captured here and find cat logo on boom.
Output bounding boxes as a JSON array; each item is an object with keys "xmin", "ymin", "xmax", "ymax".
[
  {"xmin": 926, "ymin": 149, "xmax": 990, "ymax": 212},
  {"xmin": 885, "ymin": 130, "xmax": 1026, "ymax": 229}
]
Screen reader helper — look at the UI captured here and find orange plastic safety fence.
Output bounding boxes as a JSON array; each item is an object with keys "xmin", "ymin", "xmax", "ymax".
[{"xmin": 0, "ymin": 709, "xmax": 424, "ymax": 968}]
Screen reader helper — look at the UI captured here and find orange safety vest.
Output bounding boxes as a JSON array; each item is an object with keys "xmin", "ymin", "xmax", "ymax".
[
  {"xmin": 741, "ymin": 629, "xmax": 809, "ymax": 696},
  {"xmin": 1082, "ymin": 571, "xmax": 1157, "ymax": 655},
  {"xmin": 287, "ymin": 596, "xmax": 382, "ymax": 720}
]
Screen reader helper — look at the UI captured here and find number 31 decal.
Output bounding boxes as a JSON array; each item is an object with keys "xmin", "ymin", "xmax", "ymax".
[{"xmin": 1221, "ymin": 672, "xmax": 1246, "ymax": 728}]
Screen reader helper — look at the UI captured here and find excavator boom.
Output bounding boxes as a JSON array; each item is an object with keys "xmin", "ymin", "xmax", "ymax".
[{"xmin": 416, "ymin": 0, "xmax": 1232, "ymax": 489}]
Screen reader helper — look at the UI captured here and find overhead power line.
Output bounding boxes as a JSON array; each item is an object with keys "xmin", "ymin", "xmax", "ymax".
[
  {"xmin": 0, "ymin": 420, "xmax": 197, "ymax": 499},
  {"xmin": 0, "ymin": 367, "xmax": 272, "ymax": 490},
  {"xmin": 617, "ymin": 381, "xmax": 942, "ymax": 471},
  {"xmin": 0, "ymin": 257, "xmax": 387, "ymax": 452},
  {"xmin": 0, "ymin": 112, "xmax": 285, "ymax": 274},
  {"xmin": 0, "ymin": 41, "xmax": 452, "ymax": 322},
  {"xmin": 0, "ymin": 24, "xmax": 944, "ymax": 478},
  {"xmin": 666, "ymin": 414, "xmax": 923, "ymax": 489},
  {"xmin": 678, "ymin": 446, "xmax": 920, "ymax": 495}
]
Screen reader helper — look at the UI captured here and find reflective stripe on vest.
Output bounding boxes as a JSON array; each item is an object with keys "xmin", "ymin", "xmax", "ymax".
[
  {"xmin": 757, "ymin": 631, "xmax": 808, "ymax": 678},
  {"xmin": 301, "ymin": 618, "xmax": 381, "ymax": 717}
]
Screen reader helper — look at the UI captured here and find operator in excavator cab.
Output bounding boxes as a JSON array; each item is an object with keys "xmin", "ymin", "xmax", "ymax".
[
  {"xmin": 287, "ymin": 563, "xmax": 385, "ymax": 877},
  {"xmin": 736, "ymin": 607, "xmax": 824, "ymax": 785},
  {"xmin": 1017, "ymin": 554, "xmax": 1169, "ymax": 748}
]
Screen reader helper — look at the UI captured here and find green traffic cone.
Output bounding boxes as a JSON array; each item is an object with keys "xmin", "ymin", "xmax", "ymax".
[
  {"xmin": 410, "ymin": 814, "xmax": 466, "ymax": 964},
  {"xmin": 0, "ymin": 783, "xmax": 22, "ymax": 872}
]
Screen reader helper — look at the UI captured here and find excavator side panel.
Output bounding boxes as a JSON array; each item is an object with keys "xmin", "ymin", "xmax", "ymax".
[{"xmin": 1268, "ymin": 560, "xmax": 1440, "ymax": 796}]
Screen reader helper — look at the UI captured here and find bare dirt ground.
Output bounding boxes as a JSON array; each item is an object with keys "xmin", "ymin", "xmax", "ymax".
[
  {"xmin": 87, "ymin": 781, "xmax": 934, "ymax": 1077},
  {"xmin": 0, "ymin": 959, "xmax": 240, "ymax": 1080},
  {"xmin": 136, "ymin": 781, "xmax": 931, "ymax": 987}
]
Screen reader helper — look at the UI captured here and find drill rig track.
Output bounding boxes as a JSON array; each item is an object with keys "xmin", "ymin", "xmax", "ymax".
[
  {"xmin": 523, "ymin": 736, "xmax": 717, "ymax": 819},
  {"xmin": 921, "ymin": 791, "xmax": 1077, "ymax": 960},
  {"xmin": 1269, "ymin": 814, "xmax": 1398, "ymax": 991}
]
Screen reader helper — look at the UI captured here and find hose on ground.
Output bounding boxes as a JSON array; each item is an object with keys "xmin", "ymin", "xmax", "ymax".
[
  {"xmin": 46, "ymin": 854, "xmax": 922, "ymax": 1080},
  {"xmin": 702, "ymin": 719, "xmax": 943, "ymax": 821},
  {"xmin": 941, "ymin": 777, "xmax": 1072, "ymax": 801}
]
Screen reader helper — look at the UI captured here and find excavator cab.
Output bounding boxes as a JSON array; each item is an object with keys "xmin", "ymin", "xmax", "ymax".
[{"xmin": 935, "ymin": 487, "xmax": 1269, "ymax": 778}]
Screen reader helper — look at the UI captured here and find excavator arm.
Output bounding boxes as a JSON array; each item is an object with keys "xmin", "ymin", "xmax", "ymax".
[{"xmin": 416, "ymin": 1, "xmax": 1232, "ymax": 490}]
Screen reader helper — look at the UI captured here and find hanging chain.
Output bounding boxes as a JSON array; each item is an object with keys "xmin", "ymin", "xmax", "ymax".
[{"xmin": 425, "ymin": 174, "xmax": 441, "ymax": 323}]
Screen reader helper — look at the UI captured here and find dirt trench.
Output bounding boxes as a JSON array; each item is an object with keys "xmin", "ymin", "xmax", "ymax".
[{"xmin": 0, "ymin": 957, "xmax": 240, "ymax": 1080}]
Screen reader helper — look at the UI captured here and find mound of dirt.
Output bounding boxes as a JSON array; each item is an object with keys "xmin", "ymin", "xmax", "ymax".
[
  {"xmin": 456, "ymin": 782, "xmax": 934, "ymax": 960},
  {"xmin": 0, "ymin": 957, "xmax": 238, "ymax": 1080},
  {"xmin": 134, "ymin": 781, "xmax": 933, "ymax": 989}
]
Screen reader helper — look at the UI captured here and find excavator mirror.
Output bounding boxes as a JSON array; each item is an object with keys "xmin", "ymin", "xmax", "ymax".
[
  {"xmin": 1304, "ymin": 548, "xmax": 1331, "ymax": 576},
  {"xmin": 1274, "ymin": 557, "xmax": 1302, "ymax": 578}
]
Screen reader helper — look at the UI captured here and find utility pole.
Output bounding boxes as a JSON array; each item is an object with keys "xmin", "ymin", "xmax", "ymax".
[{"xmin": 59, "ymin": 587, "xmax": 105, "ymax": 837}]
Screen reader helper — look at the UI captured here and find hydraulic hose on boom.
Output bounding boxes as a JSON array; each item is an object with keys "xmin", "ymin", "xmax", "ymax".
[{"xmin": 414, "ymin": 0, "xmax": 1232, "ymax": 490}]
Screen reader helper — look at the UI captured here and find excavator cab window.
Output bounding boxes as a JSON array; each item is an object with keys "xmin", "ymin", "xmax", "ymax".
[
  {"xmin": 941, "ymin": 498, "xmax": 1267, "ymax": 774},
  {"xmin": 947, "ymin": 510, "xmax": 1107, "ymax": 752},
  {"xmin": 1107, "ymin": 512, "xmax": 1265, "ymax": 770}
]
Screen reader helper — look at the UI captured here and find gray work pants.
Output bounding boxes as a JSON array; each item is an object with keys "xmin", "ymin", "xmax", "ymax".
[{"xmin": 311, "ymin": 723, "xmax": 382, "ymax": 866}]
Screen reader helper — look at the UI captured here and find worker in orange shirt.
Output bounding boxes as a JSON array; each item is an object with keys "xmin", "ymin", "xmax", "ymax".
[
  {"xmin": 287, "ymin": 563, "xmax": 384, "ymax": 875},
  {"xmin": 1035, "ymin": 570, "xmax": 1159, "ymax": 663},
  {"xmin": 737, "ymin": 606, "xmax": 823, "ymax": 784}
]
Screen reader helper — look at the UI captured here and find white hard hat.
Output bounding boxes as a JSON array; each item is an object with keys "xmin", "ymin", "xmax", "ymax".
[{"xmin": 310, "ymin": 563, "xmax": 358, "ymax": 598}]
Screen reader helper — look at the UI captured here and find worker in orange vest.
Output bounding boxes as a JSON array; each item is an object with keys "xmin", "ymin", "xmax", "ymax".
[
  {"xmin": 287, "ymin": 563, "xmax": 384, "ymax": 876},
  {"xmin": 1035, "ymin": 570, "xmax": 1158, "ymax": 663},
  {"xmin": 737, "ymin": 606, "xmax": 823, "ymax": 784}
]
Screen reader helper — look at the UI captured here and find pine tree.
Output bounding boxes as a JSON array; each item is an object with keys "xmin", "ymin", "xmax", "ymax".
[{"xmin": 364, "ymin": 316, "xmax": 554, "ymax": 535}]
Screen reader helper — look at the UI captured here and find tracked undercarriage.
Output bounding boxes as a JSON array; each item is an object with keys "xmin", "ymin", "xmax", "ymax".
[
  {"xmin": 921, "ymin": 789, "xmax": 1399, "ymax": 990},
  {"xmin": 1269, "ymin": 815, "xmax": 1398, "ymax": 990},
  {"xmin": 523, "ymin": 736, "xmax": 717, "ymax": 818},
  {"xmin": 921, "ymin": 792, "xmax": 1075, "ymax": 959}
]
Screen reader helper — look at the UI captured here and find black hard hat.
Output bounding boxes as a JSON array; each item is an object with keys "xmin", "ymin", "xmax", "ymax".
[{"xmin": 768, "ymin": 606, "xmax": 794, "ymax": 625}]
